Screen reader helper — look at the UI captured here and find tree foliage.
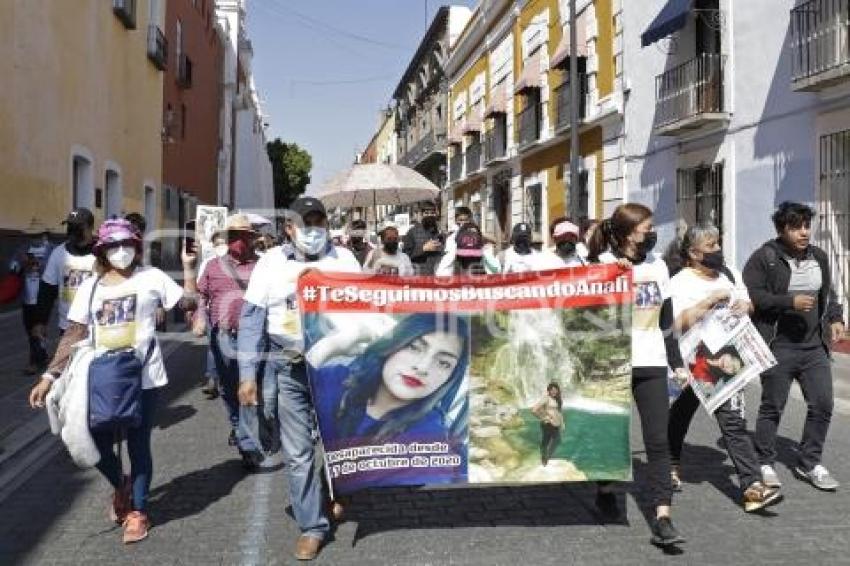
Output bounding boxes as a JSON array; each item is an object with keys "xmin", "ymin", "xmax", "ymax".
[{"xmin": 267, "ymin": 138, "xmax": 312, "ymax": 209}]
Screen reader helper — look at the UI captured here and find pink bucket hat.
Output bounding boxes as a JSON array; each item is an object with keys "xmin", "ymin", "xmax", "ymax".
[{"xmin": 93, "ymin": 218, "xmax": 141, "ymax": 253}]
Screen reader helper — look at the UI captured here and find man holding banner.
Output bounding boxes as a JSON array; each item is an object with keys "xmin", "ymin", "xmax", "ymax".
[{"xmin": 237, "ymin": 197, "xmax": 360, "ymax": 561}]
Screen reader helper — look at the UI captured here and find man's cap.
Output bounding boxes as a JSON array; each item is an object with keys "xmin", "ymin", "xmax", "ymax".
[
  {"xmin": 552, "ymin": 220, "xmax": 580, "ymax": 242},
  {"xmin": 62, "ymin": 207, "xmax": 95, "ymax": 227},
  {"xmin": 455, "ymin": 223, "xmax": 484, "ymax": 257},
  {"xmin": 511, "ymin": 222, "xmax": 532, "ymax": 241},
  {"xmin": 288, "ymin": 197, "xmax": 327, "ymax": 222}
]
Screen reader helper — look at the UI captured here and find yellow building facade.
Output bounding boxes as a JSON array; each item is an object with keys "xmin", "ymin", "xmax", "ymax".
[
  {"xmin": 446, "ymin": 0, "xmax": 624, "ymax": 247},
  {"xmin": 0, "ymin": 0, "xmax": 166, "ymax": 235}
]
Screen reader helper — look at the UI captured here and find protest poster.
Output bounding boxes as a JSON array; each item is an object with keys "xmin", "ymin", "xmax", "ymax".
[
  {"xmin": 298, "ymin": 265, "xmax": 633, "ymax": 495},
  {"xmin": 678, "ymin": 305, "xmax": 777, "ymax": 414},
  {"xmin": 195, "ymin": 205, "xmax": 228, "ymax": 262}
]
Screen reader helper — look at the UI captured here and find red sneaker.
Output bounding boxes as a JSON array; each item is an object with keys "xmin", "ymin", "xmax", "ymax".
[
  {"xmin": 122, "ymin": 511, "xmax": 150, "ymax": 544},
  {"xmin": 109, "ymin": 475, "xmax": 131, "ymax": 525}
]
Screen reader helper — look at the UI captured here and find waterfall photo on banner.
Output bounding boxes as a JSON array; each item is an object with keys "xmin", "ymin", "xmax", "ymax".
[{"xmin": 299, "ymin": 265, "xmax": 633, "ymax": 495}]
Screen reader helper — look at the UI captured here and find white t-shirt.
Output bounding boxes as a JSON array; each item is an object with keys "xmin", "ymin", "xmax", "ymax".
[
  {"xmin": 22, "ymin": 242, "xmax": 51, "ymax": 305},
  {"xmin": 537, "ymin": 249, "xmax": 587, "ymax": 270},
  {"xmin": 67, "ymin": 267, "xmax": 184, "ymax": 389},
  {"xmin": 669, "ymin": 267, "xmax": 749, "ymax": 322},
  {"xmin": 501, "ymin": 247, "xmax": 544, "ymax": 273},
  {"xmin": 364, "ymin": 249, "xmax": 415, "ymax": 276},
  {"xmin": 42, "ymin": 243, "xmax": 97, "ymax": 329},
  {"xmin": 600, "ymin": 252, "xmax": 671, "ymax": 368},
  {"xmin": 243, "ymin": 245, "xmax": 361, "ymax": 353}
]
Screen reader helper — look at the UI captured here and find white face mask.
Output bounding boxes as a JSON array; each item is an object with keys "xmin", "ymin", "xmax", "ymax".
[
  {"xmin": 294, "ymin": 226, "xmax": 328, "ymax": 256},
  {"xmin": 107, "ymin": 245, "xmax": 135, "ymax": 270},
  {"xmin": 214, "ymin": 244, "xmax": 228, "ymax": 258}
]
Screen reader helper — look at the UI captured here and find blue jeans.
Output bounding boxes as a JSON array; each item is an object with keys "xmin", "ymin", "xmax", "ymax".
[
  {"xmin": 92, "ymin": 388, "xmax": 159, "ymax": 511},
  {"xmin": 210, "ymin": 328, "xmax": 259, "ymax": 453},
  {"xmin": 271, "ymin": 355, "xmax": 329, "ymax": 539}
]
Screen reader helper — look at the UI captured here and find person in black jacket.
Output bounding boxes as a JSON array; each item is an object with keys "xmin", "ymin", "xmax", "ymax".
[
  {"xmin": 402, "ymin": 203, "xmax": 444, "ymax": 276},
  {"xmin": 743, "ymin": 202, "xmax": 846, "ymax": 492}
]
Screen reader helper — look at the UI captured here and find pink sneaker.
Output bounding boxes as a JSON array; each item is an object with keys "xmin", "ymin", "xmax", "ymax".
[{"xmin": 122, "ymin": 511, "xmax": 150, "ymax": 544}]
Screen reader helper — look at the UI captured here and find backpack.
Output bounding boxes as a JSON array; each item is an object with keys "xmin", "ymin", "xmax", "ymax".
[{"xmin": 86, "ymin": 277, "xmax": 154, "ymax": 432}]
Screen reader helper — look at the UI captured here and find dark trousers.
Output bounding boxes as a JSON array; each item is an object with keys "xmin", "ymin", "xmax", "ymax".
[
  {"xmin": 755, "ymin": 346, "xmax": 833, "ymax": 471},
  {"xmin": 22, "ymin": 304, "xmax": 47, "ymax": 367},
  {"xmin": 540, "ymin": 422, "xmax": 561, "ymax": 465},
  {"xmin": 669, "ymin": 387, "xmax": 760, "ymax": 488},
  {"xmin": 632, "ymin": 367, "xmax": 674, "ymax": 507},
  {"xmin": 91, "ymin": 388, "xmax": 158, "ymax": 512}
]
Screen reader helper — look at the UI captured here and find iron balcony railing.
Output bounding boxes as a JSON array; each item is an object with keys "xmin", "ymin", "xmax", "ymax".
[
  {"xmin": 791, "ymin": 0, "xmax": 850, "ymax": 84},
  {"xmin": 465, "ymin": 140, "xmax": 482, "ymax": 174},
  {"xmin": 449, "ymin": 152, "xmax": 463, "ymax": 182},
  {"xmin": 484, "ymin": 124, "xmax": 507, "ymax": 162},
  {"xmin": 147, "ymin": 24, "xmax": 168, "ymax": 71},
  {"xmin": 554, "ymin": 74, "xmax": 588, "ymax": 131},
  {"xmin": 654, "ymin": 53, "xmax": 725, "ymax": 131},
  {"xmin": 518, "ymin": 102, "xmax": 542, "ymax": 147}
]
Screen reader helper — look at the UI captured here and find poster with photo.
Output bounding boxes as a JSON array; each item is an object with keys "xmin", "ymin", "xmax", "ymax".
[
  {"xmin": 678, "ymin": 306, "xmax": 777, "ymax": 413},
  {"xmin": 299, "ymin": 265, "xmax": 634, "ymax": 495},
  {"xmin": 196, "ymin": 205, "xmax": 228, "ymax": 262}
]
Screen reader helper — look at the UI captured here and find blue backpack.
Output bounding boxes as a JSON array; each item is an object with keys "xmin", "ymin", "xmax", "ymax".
[{"xmin": 87, "ymin": 277, "xmax": 154, "ymax": 432}]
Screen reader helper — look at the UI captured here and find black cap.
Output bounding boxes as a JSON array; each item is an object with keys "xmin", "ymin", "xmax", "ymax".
[
  {"xmin": 288, "ymin": 197, "xmax": 326, "ymax": 222},
  {"xmin": 62, "ymin": 207, "xmax": 95, "ymax": 227},
  {"xmin": 512, "ymin": 222, "xmax": 532, "ymax": 240}
]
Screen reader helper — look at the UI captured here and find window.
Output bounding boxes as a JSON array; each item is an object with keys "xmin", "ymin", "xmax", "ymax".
[
  {"xmin": 72, "ymin": 154, "xmax": 93, "ymax": 210},
  {"xmin": 144, "ymin": 186, "xmax": 156, "ymax": 232},
  {"xmin": 112, "ymin": 0, "xmax": 137, "ymax": 29},
  {"xmin": 105, "ymin": 169, "xmax": 121, "ymax": 219},
  {"xmin": 525, "ymin": 183, "xmax": 543, "ymax": 235},
  {"xmin": 95, "ymin": 188, "xmax": 103, "ymax": 209},
  {"xmin": 181, "ymin": 103, "xmax": 187, "ymax": 138},
  {"xmin": 677, "ymin": 162, "xmax": 724, "ymax": 235},
  {"xmin": 817, "ymin": 129, "xmax": 850, "ymax": 319}
]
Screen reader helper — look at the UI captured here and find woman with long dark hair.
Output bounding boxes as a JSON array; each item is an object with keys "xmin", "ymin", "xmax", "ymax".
[
  {"xmin": 306, "ymin": 313, "xmax": 470, "ymax": 490},
  {"xmin": 532, "ymin": 383, "xmax": 564, "ymax": 465},
  {"xmin": 586, "ymin": 203, "xmax": 685, "ymax": 547}
]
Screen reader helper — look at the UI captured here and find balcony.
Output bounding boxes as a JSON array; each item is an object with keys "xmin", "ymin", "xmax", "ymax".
[
  {"xmin": 147, "ymin": 25, "xmax": 168, "ymax": 71},
  {"xmin": 554, "ymin": 75, "xmax": 588, "ymax": 133},
  {"xmin": 449, "ymin": 153, "xmax": 463, "ymax": 183},
  {"xmin": 791, "ymin": 0, "xmax": 850, "ymax": 91},
  {"xmin": 484, "ymin": 126, "xmax": 507, "ymax": 163},
  {"xmin": 518, "ymin": 103, "xmax": 543, "ymax": 149},
  {"xmin": 177, "ymin": 54, "xmax": 193, "ymax": 89},
  {"xmin": 112, "ymin": 0, "xmax": 136, "ymax": 29},
  {"xmin": 654, "ymin": 53, "xmax": 728, "ymax": 137},
  {"xmin": 465, "ymin": 140, "xmax": 482, "ymax": 176},
  {"xmin": 399, "ymin": 130, "xmax": 446, "ymax": 169}
]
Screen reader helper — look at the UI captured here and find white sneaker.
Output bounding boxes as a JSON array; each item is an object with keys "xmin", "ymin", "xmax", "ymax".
[
  {"xmin": 794, "ymin": 464, "xmax": 840, "ymax": 491},
  {"xmin": 761, "ymin": 464, "xmax": 782, "ymax": 488}
]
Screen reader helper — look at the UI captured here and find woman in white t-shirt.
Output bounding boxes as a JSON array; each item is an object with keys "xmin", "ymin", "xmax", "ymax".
[
  {"xmin": 29, "ymin": 219, "xmax": 185, "ymax": 545},
  {"xmin": 667, "ymin": 224, "xmax": 782, "ymax": 513},
  {"xmin": 586, "ymin": 203, "xmax": 685, "ymax": 547}
]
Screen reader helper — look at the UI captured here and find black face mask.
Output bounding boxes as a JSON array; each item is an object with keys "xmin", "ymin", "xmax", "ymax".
[
  {"xmin": 700, "ymin": 250, "xmax": 725, "ymax": 271},
  {"xmin": 556, "ymin": 241, "xmax": 577, "ymax": 258},
  {"xmin": 513, "ymin": 236, "xmax": 531, "ymax": 255},
  {"xmin": 66, "ymin": 226, "xmax": 92, "ymax": 254},
  {"xmin": 422, "ymin": 216, "xmax": 438, "ymax": 231},
  {"xmin": 636, "ymin": 231, "xmax": 658, "ymax": 256},
  {"xmin": 383, "ymin": 241, "xmax": 399, "ymax": 254}
]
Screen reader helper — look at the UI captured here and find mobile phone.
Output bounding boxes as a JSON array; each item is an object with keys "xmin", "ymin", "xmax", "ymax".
[{"xmin": 184, "ymin": 220, "xmax": 196, "ymax": 252}]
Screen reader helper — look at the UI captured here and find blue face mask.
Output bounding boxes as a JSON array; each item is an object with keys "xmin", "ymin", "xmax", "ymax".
[{"xmin": 295, "ymin": 226, "xmax": 328, "ymax": 256}]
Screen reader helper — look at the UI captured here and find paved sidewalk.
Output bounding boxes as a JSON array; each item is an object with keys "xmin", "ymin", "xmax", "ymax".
[{"xmin": 0, "ymin": 342, "xmax": 849, "ymax": 564}]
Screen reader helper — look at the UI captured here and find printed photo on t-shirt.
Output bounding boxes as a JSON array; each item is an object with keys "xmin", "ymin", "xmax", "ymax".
[
  {"xmin": 62, "ymin": 268, "xmax": 93, "ymax": 303},
  {"xmin": 633, "ymin": 281, "xmax": 662, "ymax": 330},
  {"xmin": 376, "ymin": 264, "xmax": 400, "ymax": 276},
  {"xmin": 94, "ymin": 293, "xmax": 137, "ymax": 350},
  {"xmin": 282, "ymin": 294, "xmax": 301, "ymax": 336}
]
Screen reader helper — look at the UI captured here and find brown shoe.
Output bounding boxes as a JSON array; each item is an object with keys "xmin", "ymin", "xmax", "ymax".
[
  {"xmin": 743, "ymin": 481, "xmax": 783, "ymax": 513},
  {"xmin": 294, "ymin": 535, "xmax": 322, "ymax": 561},
  {"xmin": 122, "ymin": 511, "xmax": 150, "ymax": 544},
  {"xmin": 109, "ymin": 475, "xmax": 132, "ymax": 525}
]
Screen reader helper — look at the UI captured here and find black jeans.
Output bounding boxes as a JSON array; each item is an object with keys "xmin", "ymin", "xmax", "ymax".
[
  {"xmin": 22, "ymin": 304, "xmax": 47, "ymax": 367},
  {"xmin": 540, "ymin": 422, "xmax": 561, "ymax": 465},
  {"xmin": 632, "ymin": 367, "xmax": 673, "ymax": 507},
  {"xmin": 755, "ymin": 346, "xmax": 833, "ymax": 471},
  {"xmin": 669, "ymin": 387, "xmax": 760, "ymax": 489}
]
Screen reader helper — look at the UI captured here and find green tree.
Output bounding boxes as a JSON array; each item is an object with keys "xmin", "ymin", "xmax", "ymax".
[{"xmin": 267, "ymin": 139, "xmax": 312, "ymax": 209}]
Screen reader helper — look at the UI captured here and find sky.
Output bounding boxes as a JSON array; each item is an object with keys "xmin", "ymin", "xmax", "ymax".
[{"xmin": 247, "ymin": 0, "xmax": 478, "ymax": 192}]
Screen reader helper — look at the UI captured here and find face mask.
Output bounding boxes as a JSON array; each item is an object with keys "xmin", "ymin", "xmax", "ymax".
[
  {"xmin": 107, "ymin": 246, "xmax": 135, "ymax": 270},
  {"xmin": 383, "ymin": 241, "xmax": 399, "ymax": 254},
  {"xmin": 700, "ymin": 250, "xmax": 725, "ymax": 271},
  {"xmin": 422, "ymin": 216, "xmax": 438, "ymax": 230},
  {"xmin": 228, "ymin": 239, "xmax": 251, "ymax": 260},
  {"xmin": 556, "ymin": 241, "xmax": 577, "ymax": 258},
  {"xmin": 637, "ymin": 231, "xmax": 658, "ymax": 255},
  {"xmin": 513, "ymin": 236, "xmax": 531, "ymax": 255},
  {"xmin": 295, "ymin": 226, "xmax": 328, "ymax": 256},
  {"xmin": 349, "ymin": 237, "xmax": 364, "ymax": 248},
  {"xmin": 214, "ymin": 244, "xmax": 228, "ymax": 258}
]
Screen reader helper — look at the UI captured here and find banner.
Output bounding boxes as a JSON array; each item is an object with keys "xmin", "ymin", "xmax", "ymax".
[
  {"xmin": 298, "ymin": 265, "xmax": 634, "ymax": 495},
  {"xmin": 677, "ymin": 305, "xmax": 778, "ymax": 413}
]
